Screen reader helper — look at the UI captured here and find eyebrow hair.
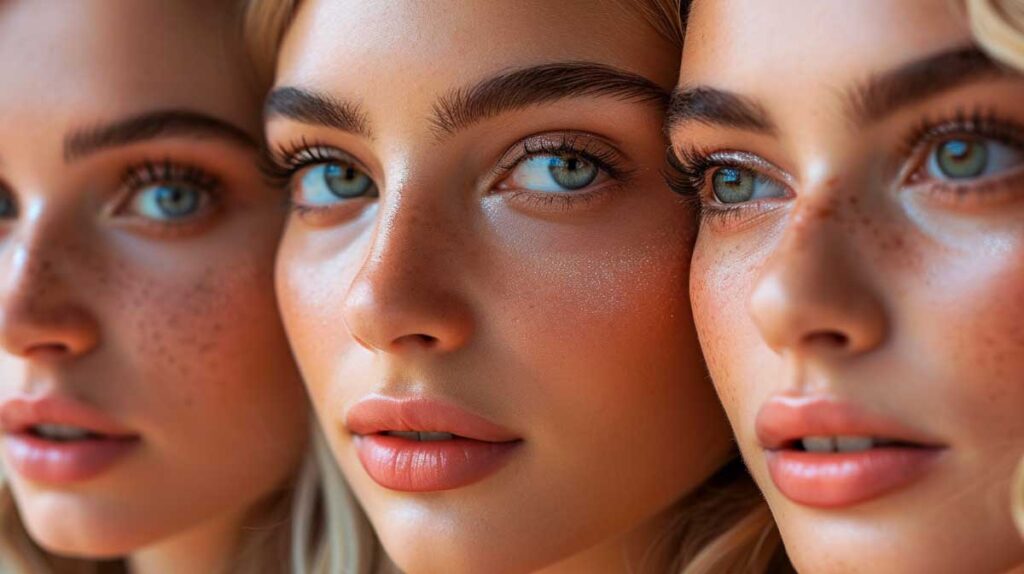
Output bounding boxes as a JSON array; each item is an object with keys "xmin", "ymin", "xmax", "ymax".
[
  {"xmin": 846, "ymin": 47, "xmax": 1012, "ymax": 124},
  {"xmin": 665, "ymin": 86, "xmax": 777, "ymax": 134},
  {"xmin": 64, "ymin": 110, "xmax": 258, "ymax": 162},
  {"xmin": 264, "ymin": 87, "xmax": 371, "ymax": 138},
  {"xmin": 430, "ymin": 62, "xmax": 669, "ymax": 136}
]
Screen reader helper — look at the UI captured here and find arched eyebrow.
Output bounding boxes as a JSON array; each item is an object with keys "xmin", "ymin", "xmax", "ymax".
[
  {"xmin": 845, "ymin": 46, "xmax": 1010, "ymax": 125},
  {"xmin": 666, "ymin": 46, "xmax": 1013, "ymax": 137},
  {"xmin": 266, "ymin": 62, "xmax": 668, "ymax": 141},
  {"xmin": 64, "ymin": 110, "xmax": 258, "ymax": 163},
  {"xmin": 429, "ymin": 62, "xmax": 669, "ymax": 137}
]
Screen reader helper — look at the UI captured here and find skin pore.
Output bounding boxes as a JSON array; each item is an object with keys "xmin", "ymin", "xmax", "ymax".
[
  {"xmin": 0, "ymin": 2, "xmax": 308, "ymax": 573},
  {"xmin": 268, "ymin": 1, "xmax": 733, "ymax": 573},
  {"xmin": 669, "ymin": 1, "xmax": 1024, "ymax": 572}
]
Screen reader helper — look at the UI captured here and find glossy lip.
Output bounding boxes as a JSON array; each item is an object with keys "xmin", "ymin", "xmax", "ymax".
[
  {"xmin": 345, "ymin": 395, "xmax": 523, "ymax": 492},
  {"xmin": 0, "ymin": 396, "xmax": 141, "ymax": 485},
  {"xmin": 756, "ymin": 395, "xmax": 947, "ymax": 508}
]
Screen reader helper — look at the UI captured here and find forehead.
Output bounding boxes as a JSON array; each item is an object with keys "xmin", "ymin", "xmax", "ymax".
[
  {"xmin": 681, "ymin": 0, "xmax": 973, "ymax": 98},
  {"xmin": 0, "ymin": 0, "xmax": 260, "ymax": 137},
  {"xmin": 277, "ymin": 0, "xmax": 679, "ymax": 106}
]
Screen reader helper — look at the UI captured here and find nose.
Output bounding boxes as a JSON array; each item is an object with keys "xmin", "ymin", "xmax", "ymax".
[
  {"xmin": 0, "ymin": 224, "xmax": 101, "ymax": 361},
  {"xmin": 341, "ymin": 191, "xmax": 475, "ymax": 354},
  {"xmin": 749, "ymin": 200, "xmax": 888, "ymax": 358}
]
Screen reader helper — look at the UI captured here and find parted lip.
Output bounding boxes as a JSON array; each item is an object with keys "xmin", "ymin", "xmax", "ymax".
[
  {"xmin": 755, "ymin": 395, "xmax": 946, "ymax": 450},
  {"xmin": 345, "ymin": 394, "xmax": 521, "ymax": 443},
  {"xmin": 0, "ymin": 396, "xmax": 138, "ymax": 438}
]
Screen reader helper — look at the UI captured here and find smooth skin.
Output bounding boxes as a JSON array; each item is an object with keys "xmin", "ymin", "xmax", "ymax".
[
  {"xmin": 0, "ymin": 2, "xmax": 307, "ymax": 572},
  {"xmin": 670, "ymin": 1, "xmax": 1024, "ymax": 572},
  {"xmin": 269, "ymin": 1, "xmax": 733, "ymax": 573}
]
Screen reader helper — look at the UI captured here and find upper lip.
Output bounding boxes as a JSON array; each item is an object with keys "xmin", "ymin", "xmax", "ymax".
[
  {"xmin": 0, "ymin": 396, "xmax": 138, "ymax": 437},
  {"xmin": 755, "ymin": 395, "xmax": 946, "ymax": 450},
  {"xmin": 345, "ymin": 395, "xmax": 521, "ymax": 443}
]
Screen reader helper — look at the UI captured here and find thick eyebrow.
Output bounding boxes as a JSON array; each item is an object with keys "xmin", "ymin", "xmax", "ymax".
[
  {"xmin": 665, "ymin": 86, "xmax": 777, "ymax": 134},
  {"xmin": 64, "ymin": 110, "xmax": 257, "ymax": 162},
  {"xmin": 846, "ymin": 47, "xmax": 1012, "ymax": 125},
  {"xmin": 430, "ymin": 62, "xmax": 669, "ymax": 137},
  {"xmin": 264, "ymin": 87, "xmax": 371, "ymax": 138}
]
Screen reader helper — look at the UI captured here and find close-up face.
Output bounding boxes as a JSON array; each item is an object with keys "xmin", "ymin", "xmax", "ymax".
[
  {"xmin": 0, "ymin": 0, "xmax": 308, "ymax": 558},
  {"xmin": 671, "ymin": 0, "xmax": 1024, "ymax": 572},
  {"xmin": 269, "ymin": 1, "xmax": 733, "ymax": 572}
]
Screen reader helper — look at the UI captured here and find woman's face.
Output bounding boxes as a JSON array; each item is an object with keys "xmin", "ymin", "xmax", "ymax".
[
  {"xmin": 671, "ymin": 0, "xmax": 1024, "ymax": 571},
  {"xmin": 0, "ymin": 0, "xmax": 308, "ymax": 558},
  {"xmin": 270, "ymin": 1, "xmax": 733, "ymax": 572}
]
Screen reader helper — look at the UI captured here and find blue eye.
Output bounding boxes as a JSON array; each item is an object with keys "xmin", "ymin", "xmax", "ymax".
[
  {"xmin": 296, "ymin": 162, "xmax": 376, "ymax": 206},
  {"xmin": 927, "ymin": 137, "xmax": 1022, "ymax": 181},
  {"xmin": 710, "ymin": 167, "xmax": 788, "ymax": 204},
  {"xmin": 130, "ymin": 184, "xmax": 208, "ymax": 221},
  {"xmin": 506, "ymin": 154, "xmax": 601, "ymax": 193}
]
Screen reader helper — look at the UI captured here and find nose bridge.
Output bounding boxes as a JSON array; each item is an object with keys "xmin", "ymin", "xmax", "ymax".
[
  {"xmin": 749, "ymin": 191, "xmax": 888, "ymax": 356},
  {"xmin": 0, "ymin": 211, "xmax": 101, "ymax": 359},
  {"xmin": 342, "ymin": 182, "xmax": 474, "ymax": 354}
]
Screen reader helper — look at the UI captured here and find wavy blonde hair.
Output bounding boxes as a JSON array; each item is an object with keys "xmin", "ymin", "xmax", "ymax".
[
  {"xmin": 243, "ymin": 1, "xmax": 786, "ymax": 572},
  {"xmin": 967, "ymin": 0, "xmax": 1024, "ymax": 67}
]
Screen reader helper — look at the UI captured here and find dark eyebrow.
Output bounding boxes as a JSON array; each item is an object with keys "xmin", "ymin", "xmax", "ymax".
[
  {"xmin": 431, "ymin": 62, "xmax": 669, "ymax": 137},
  {"xmin": 64, "ymin": 110, "xmax": 257, "ymax": 162},
  {"xmin": 846, "ymin": 46, "xmax": 1012, "ymax": 125},
  {"xmin": 264, "ymin": 87, "xmax": 371, "ymax": 138},
  {"xmin": 665, "ymin": 86, "xmax": 777, "ymax": 134}
]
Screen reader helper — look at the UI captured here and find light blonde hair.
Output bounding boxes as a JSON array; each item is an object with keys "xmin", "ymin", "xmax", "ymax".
[
  {"xmin": 967, "ymin": 0, "xmax": 1024, "ymax": 68},
  {"xmin": 242, "ymin": 1, "xmax": 787, "ymax": 572}
]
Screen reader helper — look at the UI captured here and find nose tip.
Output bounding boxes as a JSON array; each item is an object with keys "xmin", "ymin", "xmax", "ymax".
[{"xmin": 0, "ymin": 305, "xmax": 101, "ymax": 361}]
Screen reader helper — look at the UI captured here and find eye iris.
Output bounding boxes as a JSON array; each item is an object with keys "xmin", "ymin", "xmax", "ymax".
[
  {"xmin": 548, "ymin": 154, "xmax": 598, "ymax": 190},
  {"xmin": 712, "ymin": 167, "xmax": 755, "ymax": 203},
  {"xmin": 937, "ymin": 139, "xmax": 988, "ymax": 179},
  {"xmin": 324, "ymin": 163, "xmax": 372, "ymax": 198},
  {"xmin": 155, "ymin": 185, "xmax": 200, "ymax": 218}
]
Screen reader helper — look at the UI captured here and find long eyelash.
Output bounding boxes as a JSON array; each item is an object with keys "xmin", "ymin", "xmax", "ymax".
[
  {"xmin": 901, "ymin": 106, "xmax": 1024, "ymax": 157},
  {"xmin": 500, "ymin": 133, "xmax": 633, "ymax": 181},
  {"xmin": 260, "ymin": 136, "xmax": 343, "ymax": 188},
  {"xmin": 122, "ymin": 158, "xmax": 219, "ymax": 192}
]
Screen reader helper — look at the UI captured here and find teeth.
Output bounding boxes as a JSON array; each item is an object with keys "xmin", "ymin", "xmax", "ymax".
[
  {"xmin": 384, "ymin": 431, "xmax": 455, "ymax": 441},
  {"xmin": 801, "ymin": 435, "xmax": 836, "ymax": 453},
  {"xmin": 33, "ymin": 424, "xmax": 91, "ymax": 442},
  {"xmin": 836, "ymin": 436, "xmax": 874, "ymax": 453}
]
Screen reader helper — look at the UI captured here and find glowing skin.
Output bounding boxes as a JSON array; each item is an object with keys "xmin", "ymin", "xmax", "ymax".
[
  {"xmin": 268, "ymin": 1, "xmax": 733, "ymax": 573},
  {"xmin": 0, "ymin": 1, "xmax": 307, "ymax": 572},
  {"xmin": 669, "ymin": 1, "xmax": 1024, "ymax": 572}
]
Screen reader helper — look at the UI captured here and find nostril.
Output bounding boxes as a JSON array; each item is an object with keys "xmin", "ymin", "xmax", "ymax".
[
  {"xmin": 801, "ymin": 331, "xmax": 850, "ymax": 350},
  {"xmin": 24, "ymin": 342, "xmax": 73, "ymax": 359},
  {"xmin": 392, "ymin": 333, "xmax": 439, "ymax": 350}
]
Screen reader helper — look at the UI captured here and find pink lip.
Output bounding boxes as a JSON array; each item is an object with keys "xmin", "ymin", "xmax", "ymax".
[
  {"xmin": 346, "ymin": 395, "xmax": 522, "ymax": 492},
  {"xmin": 756, "ymin": 396, "xmax": 946, "ymax": 508},
  {"xmin": 0, "ymin": 396, "xmax": 140, "ymax": 485}
]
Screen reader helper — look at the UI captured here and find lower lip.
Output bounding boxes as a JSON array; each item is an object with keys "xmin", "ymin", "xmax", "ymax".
[
  {"xmin": 353, "ymin": 434, "xmax": 520, "ymax": 492},
  {"xmin": 765, "ymin": 447, "xmax": 944, "ymax": 508},
  {"xmin": 2, "ymin": 433, "xmax": 140, "ymax": 485}
]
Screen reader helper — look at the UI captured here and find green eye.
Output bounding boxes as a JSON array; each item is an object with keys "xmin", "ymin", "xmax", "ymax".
[
  {"xmin": 712, "ymin": 167, "xmax": 755, "ymax": 203},
  {"xmin": 547, "ymin": 155, "xmax": 598, "ymax": 190},
  {"xmin": 934, "ymin": 139, "xmax": 988, "ymax": 179}
]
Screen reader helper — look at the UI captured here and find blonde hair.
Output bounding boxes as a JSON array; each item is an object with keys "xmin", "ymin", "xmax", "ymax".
[
  {"xmin": 242, "ymin": 1, "xmax": 785, "ymax": 572},
  {"xmin": 967, "ymin": 0, "xmax": 1024, "ymax": 68}
]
